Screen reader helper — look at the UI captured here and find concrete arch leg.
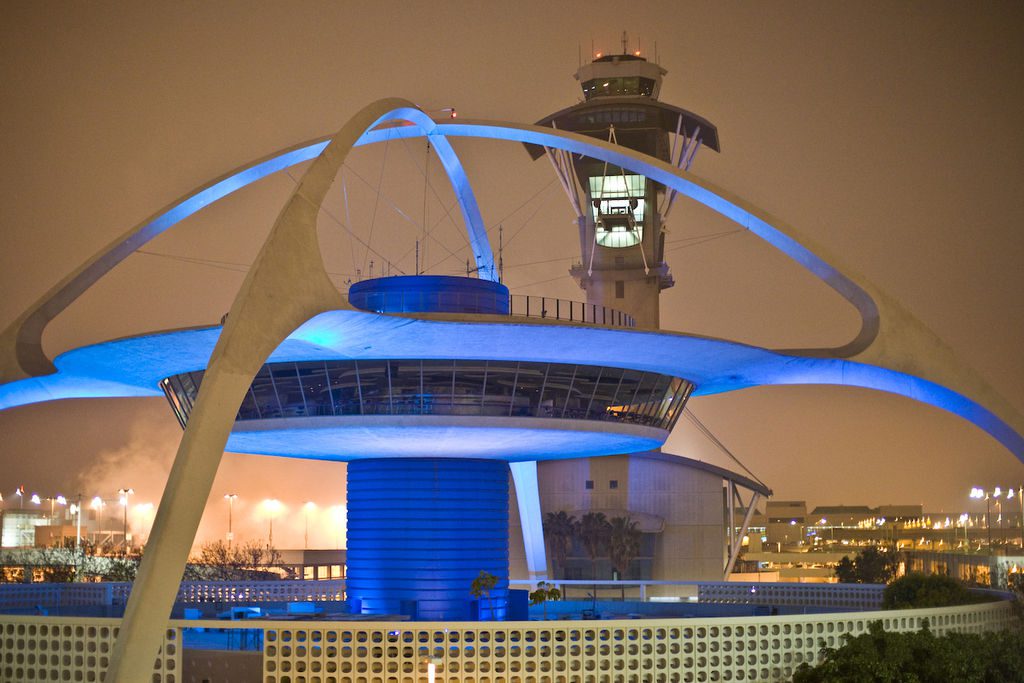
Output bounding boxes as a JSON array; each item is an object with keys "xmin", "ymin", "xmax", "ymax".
[{"xmin": 106, "ymin": 98, "xmax": 433, "ymax": 682}]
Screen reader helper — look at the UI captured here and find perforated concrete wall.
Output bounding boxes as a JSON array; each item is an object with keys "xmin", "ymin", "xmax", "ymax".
[{"xmin": 0, "ymin": 616, "xmax": 179, "ymax": 683}]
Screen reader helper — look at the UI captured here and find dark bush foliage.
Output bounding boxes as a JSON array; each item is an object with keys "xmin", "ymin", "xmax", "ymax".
[
  {"xmin": 793, "ymin": 621, "xmax": 1024, "ymax": 682},
  {"xmin": 882, "ymin": 572, "xmax": 984, "ymax": 609},
  {"xmin": 834, "ymin": 546, "xmax": 896, "ymax": 584}
]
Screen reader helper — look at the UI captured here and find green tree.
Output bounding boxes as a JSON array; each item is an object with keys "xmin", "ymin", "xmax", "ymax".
[
  {"xmin": 529, "ymin": 581, "xmax": 561, "ymax": 620},
  {"xmin": 1009, "ymin": 573, "xmax": 1024, "ymax": 621},
  {"xmin": 882, "ymin": 572, "xmax": 982, "ymax": 609},
  {"xmin": 834, "ymin": 546, "xmax": 896, "ymax": 584},
  {"xmin": 470, "ymin": 570, "xmax": 498, "ymax": 620},
  {"xmin": 577, "ymin": 512, "xmax": 611, "ymax": 580},
  {"xmin": 793, "ymin": 620, "xmax": 1024, "ymax": 682},
  {"xmin": 543, "ymin": 511, "xmax": 576, "ymax": 579}
]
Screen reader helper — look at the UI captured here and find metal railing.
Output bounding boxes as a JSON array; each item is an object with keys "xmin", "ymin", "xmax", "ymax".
[
  {"xmin": 0, "ymin": 578, "xmax": 346, "ymax": 610},
  {"xmin": 508, "ymin": 580, "xmax": 888, "ymax": 610},
  {"xmin": 508, "ymin": 295, "xmax": 635, "ymax": 328},
  {"xmin": 347, "ymin": 289, "xmax": 636, "ymax": 328}
]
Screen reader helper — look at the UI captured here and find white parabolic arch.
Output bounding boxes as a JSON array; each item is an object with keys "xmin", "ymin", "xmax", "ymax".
[
  {"xmin": 1, "ymin": 111, "xmax": 1020, "ymax": 460},
  {"xmin": 103, "ymin": 99, "xmax": 493, "ymax": 682}
]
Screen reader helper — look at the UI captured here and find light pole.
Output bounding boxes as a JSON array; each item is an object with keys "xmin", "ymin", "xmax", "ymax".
[
  {"xmin": 971, "ymin": 487, "xmax": 1004, "ymax": 549},
  {"xmin": 118, "ymin": 488, "xmax": 134, "ymax": 552},
  {"xmin": 53, "ymin": 495, "xmax": 67, "ymax": 546},
  {"xmin": 971, "ymin": 488, "xmax": 990, "ymax": 548},
  {"xmin": 224, "ymin": 494, "xmax": 238, "ymax": 547},
  {"xmin": 91, "ymin": 497, "xmax": 105, "ymax": 547},
  {"xmin": 263, "ymin": 499, "xmax": 281, "ymax": 549},
  {"xmin": 303, "ymin": 502, "xmax": 316, "ymax": 549},
  {"xmin": 1016, "ymin": 486, "xmax": 1024, "ymax": 548},
  {"xmin": 47, "ymin": 495, "xmax": 67, "ymax": 521},
  {"xmin": 70, "ymin": 497, "xmax": 82, "ymax": 579}
]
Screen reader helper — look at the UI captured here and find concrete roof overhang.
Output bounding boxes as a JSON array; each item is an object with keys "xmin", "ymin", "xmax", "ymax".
[
  {"xmin": 227, "ymin": 416, "xmax": 666, "ymax": 462},
  {"xmin": 0, "ymin": 308, "xmax": 1019, "ymax": 461}
]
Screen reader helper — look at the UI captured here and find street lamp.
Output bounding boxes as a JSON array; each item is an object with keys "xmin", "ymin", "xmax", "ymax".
[
  {"xmin": 262, "ymin": 499, "xmax": 282, "ymax": 549},
  {"xmin": 69, "ymin": 497, "xmax": 82, "ymax": 576},
  {"xmin": 303, "ymin": 502, "xmax": 316, "ymax": 549},
  {"xmin": 47, "ymin": 494, "xmax": 67, "ymax": 522},
  {"xmin": 118, "ymin": 488, "xmax": 134, "ymax": 552},
  {"xmin": 969, "ymin": 487, "xmax": 992, "ymax": 548},
  {"xmin": 1013, "ymin": 486, "xmax": 1024, "ymax": 548},
  {"xmin": 91, "ymin": 497, "xmax": 105, "ymax": 547},
  {"xmin": 224, "ymin": 494, "xmax": 238, "ymax": 547}
]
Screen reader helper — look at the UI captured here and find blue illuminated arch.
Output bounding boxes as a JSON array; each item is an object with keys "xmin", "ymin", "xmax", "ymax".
[{"xmin": 1, "ymin": 108, "xmax": 1020, "ymax": 466}]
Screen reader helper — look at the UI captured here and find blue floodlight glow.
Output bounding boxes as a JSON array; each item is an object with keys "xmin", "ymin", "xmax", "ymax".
[{"xmin": 0, "ymin": 307, "xmax": 1021, "ymax": 461}]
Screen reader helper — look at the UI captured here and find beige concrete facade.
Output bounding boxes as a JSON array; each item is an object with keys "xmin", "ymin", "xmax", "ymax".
[{"xmin": 535, "ymin": 455, "xmax": 726, "ymax": 586}]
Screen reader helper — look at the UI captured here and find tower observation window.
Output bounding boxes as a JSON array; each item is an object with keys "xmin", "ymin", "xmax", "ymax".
[
  {"xmin": 581, "ymin": 77, "xmax": 655, "ymax": 99},
  {"xmin": 590, "ymin": 174, "xmax": 645, "ymax": 248}
]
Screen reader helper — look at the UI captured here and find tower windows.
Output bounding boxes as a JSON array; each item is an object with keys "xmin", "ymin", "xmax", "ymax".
[
  {"xmin": 590, "ymin": 175, "xmax": 645, "ymax": 248},
  {"xmin": 580, "ymin": 78, "xmax": 656, "ymax": 99},
  {"xmin": 615, "ymin": 281, "xmax": 625, "ymax": 299}
]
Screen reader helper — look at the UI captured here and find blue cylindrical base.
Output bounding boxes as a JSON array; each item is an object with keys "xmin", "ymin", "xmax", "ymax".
[{"xmin": 346, "ymin": 458, "xmax": 509, "ymax": 620}]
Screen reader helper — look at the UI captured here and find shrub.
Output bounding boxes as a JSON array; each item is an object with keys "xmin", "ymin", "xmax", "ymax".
[
  {"xmin": 793, "ymin": 621, "xmax": 1024, "ymax": 682},
  {"xmin": 882, "ymin": 572, "xmax": 982, "ymax": 609},
  {"xmin": 834, "ymin": 546, "xmax": 896, "ymax": 584}
]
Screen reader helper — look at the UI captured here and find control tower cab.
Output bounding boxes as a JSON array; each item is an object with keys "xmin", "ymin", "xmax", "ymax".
[{"xmin": 529, "ymin": 49, "xmax": 720, "ymax": 328}]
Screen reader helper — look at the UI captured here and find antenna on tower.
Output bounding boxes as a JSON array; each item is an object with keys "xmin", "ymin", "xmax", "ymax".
[
  {"xmin": 578, "ymin": 42, "xmax": 582, "ymax": 69},
  {"xmin": 621, "ymin": 30, "xmax": 628, "ymax": 55}
]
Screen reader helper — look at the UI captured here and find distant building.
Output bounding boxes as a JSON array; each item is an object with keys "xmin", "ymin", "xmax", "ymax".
[{"xmin": 765, "ymin": 501, "xmax": 807, "ymax": 549}]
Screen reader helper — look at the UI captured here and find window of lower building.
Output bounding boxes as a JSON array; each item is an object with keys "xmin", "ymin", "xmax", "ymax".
[{"xmin": 585, "ymin": 480, "xmax": 594, "ymax": 490}]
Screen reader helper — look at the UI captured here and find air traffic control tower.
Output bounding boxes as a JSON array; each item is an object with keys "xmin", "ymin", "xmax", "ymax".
[
  {"xmin": 525, "ymin": 47, "xmax": 732, "ymax": 584},
  {"xmin": 528, "ymin": 47, "xmax": 720, "ymax": 329}
]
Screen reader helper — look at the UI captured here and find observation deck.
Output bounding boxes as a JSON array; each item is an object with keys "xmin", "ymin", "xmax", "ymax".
[{"xmin": 160, "ymin": 276, "xmax": 688, "ymax": 460}]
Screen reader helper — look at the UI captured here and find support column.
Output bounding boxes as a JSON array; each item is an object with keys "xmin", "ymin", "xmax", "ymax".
[{"xmin": 509, "ymin": 460, "xmax": 548, "ymax": 582}]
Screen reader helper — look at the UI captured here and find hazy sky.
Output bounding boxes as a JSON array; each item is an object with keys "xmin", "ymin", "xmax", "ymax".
[{"xmin": 1, "ymin": 2, "xmax": 1022, "ymax": 546}]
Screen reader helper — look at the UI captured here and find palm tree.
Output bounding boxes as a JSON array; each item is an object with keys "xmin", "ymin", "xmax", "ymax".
[
  {"xmin": 578, "ymin": 512, "xmax": 611, "ymax": 580},
  {"xmin": 608, "ymin": 516, "xmax": 642, "ymax": 598},
  {"xmin": 470, "ymin": 570, "xmax": 498, "ymax": 620},
  {"xmin": 543, "ymin": 511, "xmax": 577, "ymax": 578}
]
